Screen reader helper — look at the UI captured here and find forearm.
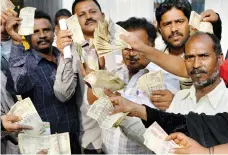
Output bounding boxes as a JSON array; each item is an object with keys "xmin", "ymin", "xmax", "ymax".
[
  {"xmin": 87, "ymin": 87, "xmax": 98, "ymax": 104},
  {"xmin": 142, "ymin": 105, "xmax": 187, "ymax": 134},
  {"xmin": 142, "ymin": 45, "xmax": 188, "ymax": 78},
  {"xmin": 212, "ymin": 144, "xmax": 228, "ymax": 154},
  {"xmin": 54, "ymin": 57, "xmax": 77, "ymax": 102}
]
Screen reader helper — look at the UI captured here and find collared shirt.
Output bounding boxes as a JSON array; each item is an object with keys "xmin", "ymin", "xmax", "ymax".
[
  {"xmin": 54, "ymin": 41, "xmax": 102, "ymax": 150},
  {"xmin": 167, "ymin": 80, "xmax": 228, "ymax": 115},
  {"xmin": 101, "ymin": 63, "xmax": 180, "ymax": 154},
  {"xmin": 8, "ymin": 44, "xmax": 79, "ymax": 136}
]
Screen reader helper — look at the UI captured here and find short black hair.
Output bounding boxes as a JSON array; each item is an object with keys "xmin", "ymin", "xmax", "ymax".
[
  {"xmin": 54, "ymin": 9, "xmax": 72, "ymax": 26},
  {"xmin": 72, "ymin": 0, "xmax": 102, "ymax": 15},
  {"xmin": 186, "ymin": 32, "xmax": 223, "ymax": 56},
  {"xmin": 117, "ymin": 17, "xmax": 157, "ymax": 46},
  {"xmin": 156, "ymin": 0, "xmax": 192, "ymax": 26},
  {"xmin": 34, "ymin": 10, "xmax": 52, "ymax": 26}
]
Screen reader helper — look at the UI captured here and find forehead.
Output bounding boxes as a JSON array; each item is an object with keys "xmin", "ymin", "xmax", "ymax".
[
  {"xmin": 34, "ymin": 18, "xmax": 52, "ymax": 29},
  {"xmin": 161, "ymin": 7, "xmax": 187, "ymax": 23},
  {"xmin": 185, "ymin": 34, "xmax": 214, "ymax": 55},
  {"xmin": 128, "ymin": 29, "xmax": 150, "ymax": 45},
  {"xmin": 74, "ymin": 0, "xmax": 100, "ymax": 13}
]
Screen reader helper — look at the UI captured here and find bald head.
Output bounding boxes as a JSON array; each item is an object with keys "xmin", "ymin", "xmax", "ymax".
[{"xmin": 185, "ymin": 32, "xmax": 222, "ymax": 56}]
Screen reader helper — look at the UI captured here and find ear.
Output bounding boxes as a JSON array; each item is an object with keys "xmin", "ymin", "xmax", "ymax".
[{"xmin": 218, "ymin": 54, "xmax": 224, "ymax": 66}]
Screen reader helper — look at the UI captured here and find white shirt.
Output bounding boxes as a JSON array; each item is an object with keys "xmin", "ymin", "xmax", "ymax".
[{"xmin": 167, "ymin": 80, "xmax": 228, "ymax": 115}]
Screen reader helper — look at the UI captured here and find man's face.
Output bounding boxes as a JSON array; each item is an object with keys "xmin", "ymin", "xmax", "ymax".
[
  {"xmin": 184, "ymin": 34, "xmax": 222, "ymax": 88},
  {"xmin": 122, "ymin": 29, "xmax": 151, "ymax": 73},
  {"xmin": 31, "ymin": 18, "xmax": 54, "ymax": 52},
  {"xmin": 159, "ymin": 8, "xmax": 189, "ymax": 49},
  {"xmin": 74, "ymin": 0, "xmax": 104, "ymax": 36}
]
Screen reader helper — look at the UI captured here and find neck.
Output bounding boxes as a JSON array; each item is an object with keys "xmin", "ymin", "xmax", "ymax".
[
  {"xmin": 169, "ymin": 46, "xmax": 184, "ymax": 56},
  {"xmin": 128, "ymin": 69, "xmax": 139, "ymax": 80},
  {"xmin": 84, "ymin": 33, "xmax": 94, "ymax": 41},
  {"xmin": 195, "ymin": 78, "xmax": 221, "ymax": 102}
]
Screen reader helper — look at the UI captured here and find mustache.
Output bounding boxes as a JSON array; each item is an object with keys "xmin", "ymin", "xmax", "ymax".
[
  {"xmin": 85, "ymin": 18, "xmax": 97, "ymax": 25},
  {"xmin": 168, "ymin": 31, "xmax": 183, "ymax": 39},
  {"xmin": 37, "ymin": 39, "xmax": 49, "ymax": 45},
  {"xmin": 126, "ymin": 57, "xmax": 139, "ymax": 61},
  {"xmin": 190, "ymin": 69, "xmax": 207, "ymax": 75}
]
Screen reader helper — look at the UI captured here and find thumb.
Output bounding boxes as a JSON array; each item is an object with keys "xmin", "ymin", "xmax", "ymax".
[{"xmin": 6, "ymin": 115, "xmax": 21, "ymax": 122}]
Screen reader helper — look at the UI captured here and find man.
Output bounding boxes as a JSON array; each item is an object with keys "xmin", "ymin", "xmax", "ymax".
[
  {"xmin": 149, "ymin": 0, "xmax": 222, "ymax": 109},
  {"xmin": 106, "ymin": 32, "xmax": 228, "ymax": 152},
  {"xmin": 6, "ymin": 10, "xmax": 80, "ymax": 153},
  {"xmin": 99, "ymin": 17, "xmax": 180, "ymax": 154},
  {"xmin": 54, "ymin": 0, "xmax": 106, "ymax": 153},
  {"xmin": 52, "ymin": 9, "xmax": 72, "ymax": 47}
]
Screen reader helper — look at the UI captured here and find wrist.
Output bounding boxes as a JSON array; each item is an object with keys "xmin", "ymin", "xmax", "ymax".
[{"xmin": 131, "ymin": 104, "xmax": 146, "ymax": 120}]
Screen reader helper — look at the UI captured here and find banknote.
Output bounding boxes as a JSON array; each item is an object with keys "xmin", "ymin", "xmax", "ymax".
[
  {"xmin": 93, "ymin": 17, "xmax": 130, "ymax": 57},
  {"xmin": 1, "ymin": 0, "xmax": 15, "ymax": 12},
  {"xmin": 18, "ymin": 132, "xmax": 71, "ymax": 155},
  {"xmin": 8, "ymin": 97, "xmax": 45, "ymax": 136},
  {"xmin": 189, "ymin": 11, "xmax": 213, "ymax": 34},
  {"xmin": 84, "ymin": 70, "xmax": 125, "ymax": 91},
  {"xmin": 66, "ymin": 14, "xmax": 85, "ymax": 45},
  {"xmin": 143, "ymin": 122, "xmax": 180, "ymax": 154},
  {"xmin": 137, "ymin": 70, "xmax": 165, "ymax": 96},
  {"xmin": 87, "ymin": 97, "xmax": 128, "ymax": 129},
  {"xmin": 18, "ymin": 7, "xmax": 36, "ymax": 36}
]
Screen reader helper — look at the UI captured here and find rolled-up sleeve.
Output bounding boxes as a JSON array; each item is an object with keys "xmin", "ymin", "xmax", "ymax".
[{"xmin": 54, "ymin": 56, "xmax": 78, "ymax": 102}]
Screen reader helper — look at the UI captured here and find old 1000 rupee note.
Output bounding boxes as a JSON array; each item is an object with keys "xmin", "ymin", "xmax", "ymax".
[
  {"xmin": 87, "ymin": 97, "xmax": 128, "ymax": 129},
  {"xmin": 137, "ymin": 70, "xmax": 165, "ymax": 96},
  {"xmin": 8, "ymin": 97, "xmax": 45, "ymax": 136},
  {"xmin": 18, "ymin": 132, "xmax": 71, "ymax": 154},
  {"xmin": 143, "ymin": 122, "xmax": 180, "ymax": 154}
]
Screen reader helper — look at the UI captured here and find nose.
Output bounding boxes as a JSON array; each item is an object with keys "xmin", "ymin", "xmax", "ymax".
[
  {"xmin": 171, "ymin": 22, "xmax": 178, "ymax": 33},
  {"xmin": 85, "ymin": 12, "xmax": 92, "ymax": 19},
  {"xmin": 38, "ymin": 30, "xmax": 47, "ymax": 39},
  {"xmin": 193, "ymin": 57, "xmax": 201, "ymax": 69},
  {"xmin": 129, "ymin": 49, "xmax": 138, "ymax": 57}
]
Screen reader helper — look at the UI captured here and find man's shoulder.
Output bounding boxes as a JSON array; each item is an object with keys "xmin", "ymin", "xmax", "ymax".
[{"xmin": 173, "ymin": 89, "xmax": 191, "ymax": 100}]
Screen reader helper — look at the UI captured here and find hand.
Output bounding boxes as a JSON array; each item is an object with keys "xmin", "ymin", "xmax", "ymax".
[
  {"xmin": 56, "ymin": 30, "xmax": 72, "ymax": 54},
  {"xmin": 1, "ymin": 115, "xmax": 32, "ymax": 132},
  {"xmin": 150, "ymin": 89, "xmax": 174, "ymax": 111},
  {"xmin": 120, "ymin": 32, "xmax": 147, "ymax": 53},
  {"xmin": 5, "ymin": 16, "xmax": 22, "ymax": 42},
  {"xmin": 108, "ymin": 95, "xmax": 137, "ymax": 114},
  {"xmin": 1, "ymin": 9, "xmax": 18, "ymax": 34},
  {"xmin": 166, "ymin": 132, "xmax": 208, "ymax": 154},
  {"xmin": 200, "ymin": 9, "xmax": 219, "ymax": 23},
  {"xmin": 104, "ymin": 89, "xmax": 121, "ymax": 97},
  {"xmin": 37, "ymin": 149, "xmax": 48, "ymax": 154}
]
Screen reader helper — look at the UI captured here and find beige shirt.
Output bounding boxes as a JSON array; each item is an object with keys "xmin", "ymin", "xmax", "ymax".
[{"xmin": 167, "ymin": 80, "xmax": 228, "ymax": 115}]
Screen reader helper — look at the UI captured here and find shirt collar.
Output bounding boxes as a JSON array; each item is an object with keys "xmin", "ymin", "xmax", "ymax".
[
  {"xmin": 32, "ymin": 46, "xmax": 60, "ymax": 64},
  {"xmin": 181, "ymin": 79, "xmax": 227, "ymax": 109}
]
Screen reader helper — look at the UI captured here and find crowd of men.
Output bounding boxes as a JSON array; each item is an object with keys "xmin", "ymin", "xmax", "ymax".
[{"xmin": 1, "ymin": 0, "xmax": 228, "ymax": 154}]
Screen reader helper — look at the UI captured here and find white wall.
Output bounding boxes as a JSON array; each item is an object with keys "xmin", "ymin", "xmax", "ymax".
[
  {"xmin": 97, "ymin": 0, "xmax": 154, "ymax": 22},
  {"xmin": 205, "ymin": 0, "xmax": 228, "ymax": 57}
]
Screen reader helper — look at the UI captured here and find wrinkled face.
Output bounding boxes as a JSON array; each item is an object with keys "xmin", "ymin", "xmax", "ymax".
[
  {"xmin": 122, "ymin": 29, "xmax": 151, "ymax": 73},
  {"xmin": 184, "ymin": 34, "xmax": 222, "ymax": 88},
  {"xmin": 55, "ymin": 16, "xmax": 70, "ymax": 35},
  {"xmin": 74, "ymin": 0, "xmax": 104, "ymax": 36},
  {"xmin": 159, "ymin": 8, "xmax": 189, "ymax": 49},
  {"xmin": 31, "ymin": 18, "xmax": 54, "ymax": 52}
]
